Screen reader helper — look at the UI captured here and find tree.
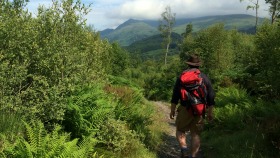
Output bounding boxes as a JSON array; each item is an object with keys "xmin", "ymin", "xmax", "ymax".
[
  {"xmin": 265, "ymin": 0, "xmax": 280, "ymax": 24},
  {"xmin": 158, "ymin": 5, "xmax": 175, "ymax": 65},
  {"xmin": 108, "ymin": 42, "xmax": 130, "ymax": 76},
  {"xmin": 240, "ymin": 0, "xmax": 259, "ymax": 33},
  {"xmin": 254, "ymin": 22, "xmax": 280, "ymax": 99},
  {"xmin": 0, "ymin": 0, "xmax": 112, "ymax": 125},
  {"xmin": 181, "ymin": 23, "xmax": 256, "ymax": 86},
  {"xmin": 181, "ymin": 23, "xmax": 193, "ymax": 37}
]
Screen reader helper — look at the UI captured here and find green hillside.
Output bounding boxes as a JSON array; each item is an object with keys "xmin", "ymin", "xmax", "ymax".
[
  {"xmin": 101, "ymin": 20, "xmax": 159, "ymax": 46},
  {"xmin": 100, "ymin": 14, "xmax": 267, "ymax": 46},
  {"xmin": 173, "ymin": 14, "xmax": 263, "ymax": 34},
  {"xmin": 124, "ymin": 32, "xmax": 182, "ymax": 58}
]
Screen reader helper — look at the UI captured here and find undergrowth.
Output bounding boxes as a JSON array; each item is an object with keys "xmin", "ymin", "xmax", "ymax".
[
  {"xmin": 202, "ymin": 86, "xmax": 280, "ymax": 158},
  {"xmin": 0, "ymin": 77, "xmax": 162, "ymax": 158}
]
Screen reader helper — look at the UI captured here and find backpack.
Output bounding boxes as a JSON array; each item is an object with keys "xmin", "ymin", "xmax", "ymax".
[{"xmin": 180, "ymin": 68, "xmax": 207, "ymax": 117}]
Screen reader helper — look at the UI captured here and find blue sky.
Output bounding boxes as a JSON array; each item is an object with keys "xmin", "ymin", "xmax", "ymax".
[{"xmin": 26, "ymin": 0, "xmax": 270, "ymax": 31}]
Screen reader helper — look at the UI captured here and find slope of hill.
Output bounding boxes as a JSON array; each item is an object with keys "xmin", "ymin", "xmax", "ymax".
[
  {"xmin": 100, "ymin": 19, "xmax": 159, "ymax": 46},
  {"xmin": 99, "ymin": 14, "xmax": 266, "ymax": 46},
  {"xmin": 124, "ymin": 33, "xmax": 182, "ymax": 53},
  {"xmin": 173, "ymin": 14, "xmax": 262, "ymax": 33}
]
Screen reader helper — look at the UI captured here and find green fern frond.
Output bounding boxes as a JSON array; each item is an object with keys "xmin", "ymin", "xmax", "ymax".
[
  {"xmin": 35, "ymin": 121, "xmax": 44, "ymax": 154},
  {"xmin": 58, "ymin": 139, "xmax": 79, "ymax": 158},
  {"xmin": 20, "ymin": 140, "xmax": 33, "ymax": 158},
  {"xmin": 23, "ymin": 121, "xmax": 37, "ymax": 152},
  {"xmin": 46, "ymin": 134, "xmax": 69, "ymax": 158},
  {"xmin": 216, "ymin": 86, "xmax": 252, "ymax": 107},
  {"xmin": 0, "ymin": 152, "xmax": 7, "ymax": 158},
  {"xmin": 5, "ymin": 121, "xmax": 96, "ymax": 158}
]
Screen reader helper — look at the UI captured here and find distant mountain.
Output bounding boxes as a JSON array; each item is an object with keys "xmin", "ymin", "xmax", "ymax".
[
  {"xmin": 99, "ymin": 28, "xmax": 114, "ymax": 37},
  {"xmin": 100, "ymin": 19, "xmax": 159, "ymax": 46},
  {"xmin": 172, "ymin": 14, "xmax": 264, "ymax": 33},
  {"xmin": 99, "ymin": 14, "xmax": 266, "ymax": 46}
]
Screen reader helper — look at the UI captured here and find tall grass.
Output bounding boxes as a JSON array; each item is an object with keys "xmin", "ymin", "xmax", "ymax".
[{"xmin": 0, "ymin": 109, "xmax": 24, "ymax": 142}]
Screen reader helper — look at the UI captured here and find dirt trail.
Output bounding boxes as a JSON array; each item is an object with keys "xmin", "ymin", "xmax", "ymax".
[
  {"xmin": 153, "ymin": 101, "xmax": 181, "ymax": 158},
  {"xmin": 154, "ymin": 102, "xmax": 207, "ymax": 158}
]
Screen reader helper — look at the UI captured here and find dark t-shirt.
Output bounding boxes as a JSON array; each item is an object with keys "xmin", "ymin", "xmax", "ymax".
[{"xmin": 171, "ymin": 70, "xmax": 215, "ymax": 106}]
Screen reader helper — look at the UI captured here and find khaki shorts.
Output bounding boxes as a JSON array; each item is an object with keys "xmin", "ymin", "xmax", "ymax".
[{"xmin": 175, "ymin": 106, "xmax": 204, "ymax": 133}]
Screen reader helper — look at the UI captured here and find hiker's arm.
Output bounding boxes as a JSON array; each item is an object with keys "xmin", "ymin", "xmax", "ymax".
[
  {"xmin": 170, "ymin": 78, "xmax": 180, "ymax": 119},
  {"xmin": 170, "ymin": 103, "xmax": 177, "ymax": 119},
  {"xmin": 201, "ymin": 74, "xmax": 215, "ymax": 121},
  {"xmin": 207, "ymin": 105, "xmax": 214, "ymax": 121},
  {"xmin": 202, "ymin": 74, "xmax": 215, "ymax": 106}
]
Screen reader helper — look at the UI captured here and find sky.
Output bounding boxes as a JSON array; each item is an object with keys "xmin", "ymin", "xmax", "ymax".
[{"xmin": 26, "ymin": 0, "xmax": 271, "ymax": 31}]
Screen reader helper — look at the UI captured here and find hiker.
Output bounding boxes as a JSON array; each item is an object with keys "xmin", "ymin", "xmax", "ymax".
[{"xmin": 169, "ymin": 54, "xmax": 215, "ymax": 158}]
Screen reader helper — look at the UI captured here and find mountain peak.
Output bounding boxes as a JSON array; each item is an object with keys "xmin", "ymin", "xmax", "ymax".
[{"xmin": 116, "ymin": 19, "xmax": 139, "ymax": 30}]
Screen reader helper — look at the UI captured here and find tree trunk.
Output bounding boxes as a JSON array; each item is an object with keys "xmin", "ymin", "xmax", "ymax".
[
  {"xmin": 271, "ymin": 2, "xmax": 276, "ymax": 24},
  {"xmin": 255, "ymin": 0, "xmax": 259, "ymax": 33},
  {"xmin": 165, "ymin": 43, "xmax": 170, "ymax": 65}
]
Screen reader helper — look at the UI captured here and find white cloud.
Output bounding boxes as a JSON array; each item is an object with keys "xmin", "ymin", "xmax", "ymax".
[
  {"xmin": 94, "ymin": 0, "xmax": 270, "ymax": 30},
  {"xmin": 27, "ymin": 0, "xmax": 271, "ymax": 31},
  {"xmin": 112, "ymin": 0, "xmax": 166, "ymax": 19}
]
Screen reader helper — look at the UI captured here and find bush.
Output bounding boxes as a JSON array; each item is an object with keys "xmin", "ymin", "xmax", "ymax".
[
  {"xmin": 104, "ymin": 81, "xmax": 154, "ymax": 146},
  {"xmin": 96, "ymin": 119, "xmax": 138, "ymax": 156}
]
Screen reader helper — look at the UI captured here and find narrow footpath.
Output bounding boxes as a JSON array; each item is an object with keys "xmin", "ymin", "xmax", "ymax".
[{"xmin": 153, "ymin": 101, "xmax": 181, "ymax": 158}]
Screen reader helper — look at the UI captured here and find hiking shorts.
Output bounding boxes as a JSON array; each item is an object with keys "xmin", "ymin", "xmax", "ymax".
[{"xmin": 175, "ymin": 105, "xmax": 204, "ymax": 133}]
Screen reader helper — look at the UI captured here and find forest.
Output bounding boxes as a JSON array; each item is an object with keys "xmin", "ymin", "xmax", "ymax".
[{"xmin": 0, "ymin": 0, "xmax": 279, "ymax": 157}]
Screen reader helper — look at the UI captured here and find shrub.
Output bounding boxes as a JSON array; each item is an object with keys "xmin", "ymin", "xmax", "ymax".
[
  {"xmin": 104, "ymin": 83, "xmax": 154, "ymax": 143},
  {"xmin": 96, "ymin": 119, "xmax": 138, "ymax": 156}
]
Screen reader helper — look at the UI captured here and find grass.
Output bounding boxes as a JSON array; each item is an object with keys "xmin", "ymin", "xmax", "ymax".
[
  {"xmin": 147, "ymin": 101, "xmax": 170, "ymax": 149},
  {"xmin": 0, "ymin": 109, "xmax": 24, "ymax": 141}
]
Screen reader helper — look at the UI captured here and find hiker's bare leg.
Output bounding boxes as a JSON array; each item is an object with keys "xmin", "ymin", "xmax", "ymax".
[
  {"xmin": 176, "ymin": 130, "xmax": 187, "ymax": 148},
  {"xmin": 190, "ymin": 130, "xmax": 201, "ymax": 157}
]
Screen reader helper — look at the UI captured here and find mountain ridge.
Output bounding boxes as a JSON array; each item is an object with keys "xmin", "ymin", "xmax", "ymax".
[{"xmin": 99, "ymin": 14, "xmax": 266, "ymax": 46}]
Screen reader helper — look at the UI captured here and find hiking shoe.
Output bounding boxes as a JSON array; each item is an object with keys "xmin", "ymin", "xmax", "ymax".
[{"xmin": 181, "ymin": 148, "xmax": 189, "ymax": 158}]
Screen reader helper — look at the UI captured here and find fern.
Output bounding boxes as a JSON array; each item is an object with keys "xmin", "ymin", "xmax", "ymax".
[
  {"xmin": 216, "ymin": 86, "xmax": 252, "ymax": 107},
  {"xmin": 2, "ymin": 121, "xmax": 96, "ymax": 158},
  {"xmin": 63, "ymin": 84, "xmax": 115, "ymax": 138},
  {"xmin": 213, "ymin": 86, "xmax": 255, "ymax": 131}
]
